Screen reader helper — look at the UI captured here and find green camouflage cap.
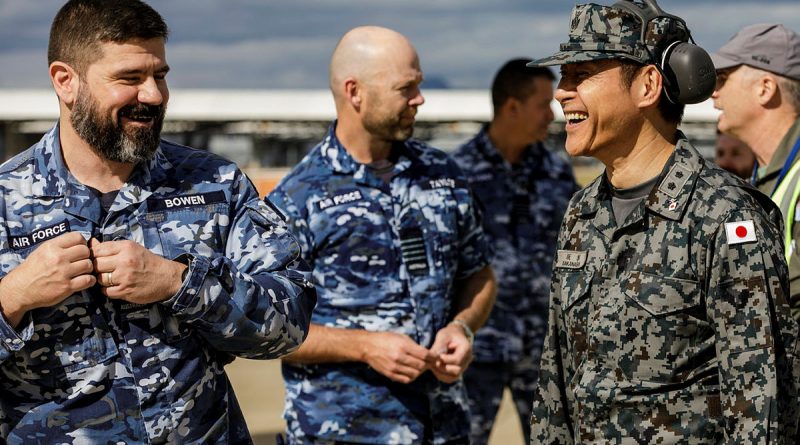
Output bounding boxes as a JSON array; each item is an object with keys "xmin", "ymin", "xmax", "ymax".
[{"xmin": 528, "ymin": 2, "xmax": 689, "ymax": 67}]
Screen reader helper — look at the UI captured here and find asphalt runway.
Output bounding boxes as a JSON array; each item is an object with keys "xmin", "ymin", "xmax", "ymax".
[{"xmin": 227, "ymin": 358, "xmax": 526, "ymax": 445}]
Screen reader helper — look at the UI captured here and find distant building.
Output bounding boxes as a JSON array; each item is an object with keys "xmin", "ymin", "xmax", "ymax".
[{"xmin": 0, "ymin": 89, "xmax": 720, "ymax": 191}]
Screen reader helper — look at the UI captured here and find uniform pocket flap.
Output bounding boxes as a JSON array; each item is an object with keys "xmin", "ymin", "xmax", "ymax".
[
  {"xmin": 624, "ymin": 271, "xmax": 700, "ymax": 316},
  {"xmin": 561, "ymin": 270, "xmax": 593, "ymax": 310}
]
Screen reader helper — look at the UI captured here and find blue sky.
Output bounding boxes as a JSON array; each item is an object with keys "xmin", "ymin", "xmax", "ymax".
[{"xmin": 1, "ymin": 0, "xmax": 798, "ymax": 90}]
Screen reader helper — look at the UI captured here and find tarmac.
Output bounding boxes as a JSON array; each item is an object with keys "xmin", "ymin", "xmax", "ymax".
[{"xmin": 227, "ymin": 358, "xmax": 526, "ymax": 445}]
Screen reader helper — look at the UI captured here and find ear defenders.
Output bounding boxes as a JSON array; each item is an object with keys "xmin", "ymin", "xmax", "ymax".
[{"xmin": 612, "ymin": 0, "xmax": 716, "ymax": 104}]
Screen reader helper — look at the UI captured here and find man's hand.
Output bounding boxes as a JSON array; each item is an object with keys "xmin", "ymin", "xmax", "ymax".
[
  {"xmin": 361, "ymin": 331, "xmax": 438, "ymax": 384},
  {"xmin": 0, "ymin": 232, "xmax": 95, "ymax": 327},
  {"xmin": 90, "ymin": 238, "xmax": 186, "ymax": 305},
  {"xmin": 428, "ymin": 323, "xmax": 473, "ymax": 383}
]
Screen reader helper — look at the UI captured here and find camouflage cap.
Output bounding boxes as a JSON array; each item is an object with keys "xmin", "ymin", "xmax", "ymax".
[{"xmin": 528, "ymin": 2, "xmax": 689, "ymax": 67}]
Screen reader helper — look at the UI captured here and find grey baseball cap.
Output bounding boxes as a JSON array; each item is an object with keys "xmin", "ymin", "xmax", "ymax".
[{"xmin": 711, "ymin": 23, "xmax": 800, "ymax": 80}]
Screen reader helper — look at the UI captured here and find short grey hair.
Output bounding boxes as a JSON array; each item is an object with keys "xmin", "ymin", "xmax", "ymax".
[{"xmin": 779, "ymin": 76, "xmax": 800, "ymax": 113}]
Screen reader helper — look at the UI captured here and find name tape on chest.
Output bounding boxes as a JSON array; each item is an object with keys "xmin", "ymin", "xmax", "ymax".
[
  {"xmin": 317, "ymin": 190, "xmax": 364, "ymax": 211},
  {"xmin": 420, "ymin": 177, "xmax": 467, "ymax": 190},
  {"xmin": 9, "ymin": 219, "xmax": 71, "ymax": 250},
  {"xmin": 556, "ymin": 249, "xmax": 587, "ymax": 269},
  {"xmin": 725, "ymin": 220, "xmax": 757, "ymax": 245},
  {"xmin": 149, "ymin": 191, "xmax": 226, "ymax": 212}
]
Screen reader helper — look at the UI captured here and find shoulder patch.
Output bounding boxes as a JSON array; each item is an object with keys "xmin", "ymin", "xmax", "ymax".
[{"xmin": 725, "ymin": 220, "xmax": 757, "ymax": 245}]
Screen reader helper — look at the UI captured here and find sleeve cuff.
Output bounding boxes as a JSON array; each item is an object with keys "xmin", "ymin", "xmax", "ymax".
[
  {"xmin": 0, "ymin": 311, "xmax": 32, "ymax": 360},
  {"xmin": 162, "ymin": 253, "xmax": 210, "ymax": 313}
]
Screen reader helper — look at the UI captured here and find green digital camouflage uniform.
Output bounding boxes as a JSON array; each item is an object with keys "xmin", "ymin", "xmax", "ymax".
[
  {"xmin": 531, "ymin": 137, "xmax": 800, "ymax": 443},
  {"xmin": 528, "ymin": 2, "xmax": 800, "ymax": 443}
]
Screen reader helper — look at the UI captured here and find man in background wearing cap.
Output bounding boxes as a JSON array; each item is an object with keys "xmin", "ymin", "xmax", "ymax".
[
  {"xmin": 712, "ymin": 23, "xmax": 800, "ymax": 322},
  {"xmin": 529, "ymin": 1, "xmax": 800, "ymax": 443}
]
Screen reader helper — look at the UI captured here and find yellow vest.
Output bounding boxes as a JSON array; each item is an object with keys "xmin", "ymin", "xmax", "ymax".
[{"xmin": 770, "ymin": 159, "xmax": 800, "ymax": 262}]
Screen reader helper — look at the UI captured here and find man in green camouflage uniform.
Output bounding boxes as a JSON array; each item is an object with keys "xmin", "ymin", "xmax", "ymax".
[{"xmin": 528, "ymin": 1, "xmax": 800, "ymax": 443}]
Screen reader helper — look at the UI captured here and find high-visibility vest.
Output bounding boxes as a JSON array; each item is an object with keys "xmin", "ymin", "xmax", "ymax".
[{"xmin": 771, "ymin": 159, "xmax": 800, "ymax": 262}]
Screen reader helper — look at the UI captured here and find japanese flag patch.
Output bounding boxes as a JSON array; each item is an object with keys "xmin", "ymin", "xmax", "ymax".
[{"xmin": 725, "ymin": 220, "xmax": 757, "ymax": 245}]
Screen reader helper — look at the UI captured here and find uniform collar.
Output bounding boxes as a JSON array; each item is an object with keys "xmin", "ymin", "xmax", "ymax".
[
  {"xmin": 33, "ymin": 124, "xmax": 173, "ymax": 196},
  {"xmin": 31, "ymin": 124, "xmax": 173, "ymax": 223},
  {"xmin": 577, "ymin": 132, "xmax": 701, "ymax": 222},
  {"xmin": 320, "ymin": 121, "xmax": 420, "ymax": 183},
  {"xmin": 474, "ymin": 124, "xmax": 546, "ymax": 173}
]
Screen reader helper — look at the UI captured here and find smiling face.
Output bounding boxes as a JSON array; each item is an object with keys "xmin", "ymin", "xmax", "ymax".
[
  {"xmin": 70, "ymin": 38, "xmax": 169, "ymax": 163},
  {"xmin": 555, "ymin": 59, "xmax": 640, "ymax": 160}
]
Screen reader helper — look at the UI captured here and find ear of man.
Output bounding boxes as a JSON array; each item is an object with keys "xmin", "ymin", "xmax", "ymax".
[
  {"xmin": 755, "ymin": 73, "xmax": 780, "ymax": 107},
  {"xmin": 344, "ymin": 77, "xmax": 362, "ymax": 109},
  {"xmin": 50, "ymin": 61, "xmax": 79, "ymax": 106},
  {"xmin": 632, "ymin": 65, "xmax": 664, "ymax": 111},
  {"xmin": 500, "ymin": 96, "xmax": 520, "ymax": 119}
]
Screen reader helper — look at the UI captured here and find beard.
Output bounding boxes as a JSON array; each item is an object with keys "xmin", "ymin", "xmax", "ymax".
[
  {"xmin": 363, "ymin": 111, "xmax": 415, "ymax": 142},
  {"xmin": 70, "ymin": 86, "xmax": 165, "ymax": 164},
  {"xmin": 362, "ymin": 92, "xmax": 415, "ymax": 142}
]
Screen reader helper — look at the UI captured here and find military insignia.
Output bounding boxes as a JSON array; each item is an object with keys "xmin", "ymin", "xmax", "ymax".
[
  {"xmin": 556, "ymin": 249, "xmax": 587, "ymax": 269},
  {"xmin": 668, "ymin": 199, "xmax": 678, "ymax": 211},
  {"xmin": 9, "ymin": 219, "xmax": 71, "ymax": 250},
  {"xmin": 659, "ymin": 164, "xmax": 691, "ymax": 198},
  {"xmin": 399, "ymin": 227, "xmax": 429, "ymax": 275},
  {"xmin": 725, "ymin": 220, "xmax": 757, "ymax": 245}
]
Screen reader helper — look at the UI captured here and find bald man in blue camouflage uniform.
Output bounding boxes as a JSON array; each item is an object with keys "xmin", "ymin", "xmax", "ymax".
[
  {"xmin": 0, "ymin": 1, "xmax": 315, "ymax": 443},
  {"xmin": 269, "ymin": 26, "xmax": 497, "ymax": 445},
  {"xmin": 529, "ymin": 1, "xmax": 800, "ymax": 443},
  {"xmin": 452, "ymin": 59, "xmax": 576, "ymax": 444}
]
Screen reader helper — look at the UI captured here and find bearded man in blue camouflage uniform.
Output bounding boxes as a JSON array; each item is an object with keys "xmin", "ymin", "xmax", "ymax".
[
  {"xmin": 529, "ymin": 0, "xmax": 800, "ymax": 443},
  {"xmin": 0, "ymin": 1, "xmax": 316, "ymax": 443},
  {"xmin": 452, "ymin": 59, "xmax": 576, "ymax": 444},
  {"xmin": 269, "ymin": 26, "xmax": 497, "ymax": 445}
]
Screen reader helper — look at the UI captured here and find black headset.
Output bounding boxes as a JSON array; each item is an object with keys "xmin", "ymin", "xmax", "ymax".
[{"xmin": 612, "ymin": 0, "xmax": 716, "ymax": 104}]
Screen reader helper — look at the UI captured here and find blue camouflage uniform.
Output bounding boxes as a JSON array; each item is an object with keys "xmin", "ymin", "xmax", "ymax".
[
  {"xmin": 0, "ymin": 125, "xmax": 316, "ymax": 444},
  {"xmin": 451, "ymin": 126, "xmax": 576, "ymax": 444},
  {"xmin": 268, "ymin": 123, "xmax": 492, "ymax": 445}
]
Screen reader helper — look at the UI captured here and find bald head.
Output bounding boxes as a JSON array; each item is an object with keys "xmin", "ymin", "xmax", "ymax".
[{"xmin": 329, "ymin": 26, "xmax": 419, "ymax": 100}]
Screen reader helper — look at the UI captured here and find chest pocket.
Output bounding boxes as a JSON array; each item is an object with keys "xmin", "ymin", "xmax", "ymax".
[
  {"xmin": 144, "ymin": 191, "xmax": 229, "ymax": 260},
  {"xmin": 619, "ymin": 271, "xmax": 704, "ymax": 383},
  {"xmin": 558, "ymin": 269, "xmax": 593, "ymax": 364},
  {"xmin": 414, "ymin": 186, "xmax": 460, "ymax": 273},
  {"xmin": 311, "ymin": 195, "xmax": 401, "ymax": 307}
]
